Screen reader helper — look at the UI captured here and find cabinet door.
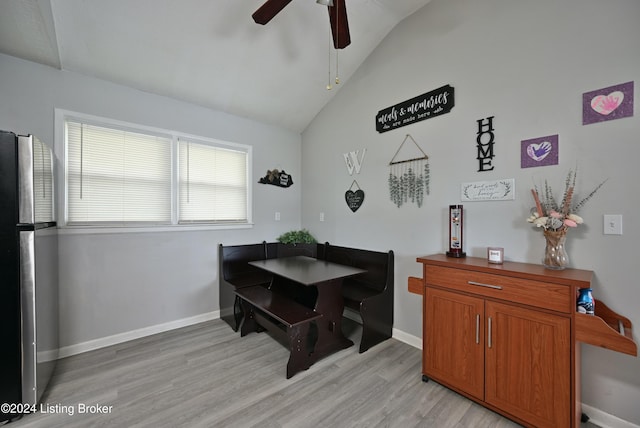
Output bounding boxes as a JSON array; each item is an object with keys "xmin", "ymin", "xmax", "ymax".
[
  {"xmin": 485, "ymin": 301, "xmax": 570, "ymax": 428},
  {"xmin": 424, "ymin": 287, "xmax": 484, "ymax": 400}
]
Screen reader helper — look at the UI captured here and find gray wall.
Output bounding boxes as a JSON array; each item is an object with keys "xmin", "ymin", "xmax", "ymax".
[
  {"xmin": 301, "ymin": 0, "xmax": 640, "ymax": 424},
  {"xmin": 0, "ymin": 53, "xmax": 303, "ymax": 349}
]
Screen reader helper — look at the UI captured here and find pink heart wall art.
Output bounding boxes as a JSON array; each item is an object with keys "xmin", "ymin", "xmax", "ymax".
[{"xmin": 583, "ymin": 81, "xmax": 634, "ymax": 125}]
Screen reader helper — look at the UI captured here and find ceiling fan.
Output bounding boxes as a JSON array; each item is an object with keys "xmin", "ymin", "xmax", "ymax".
[{"xmin": 252, "ymin": 0, "xmax": 351, "ymax": 49}]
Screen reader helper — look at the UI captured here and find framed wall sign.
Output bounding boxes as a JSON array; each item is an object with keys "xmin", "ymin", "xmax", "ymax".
[
  {"xmin": 376, "ymin": 85, "xmax": 455, "ymax": 133},
  {"xmin": 461, "ymin": 179, "xmax": 515, "ymax": 202}
]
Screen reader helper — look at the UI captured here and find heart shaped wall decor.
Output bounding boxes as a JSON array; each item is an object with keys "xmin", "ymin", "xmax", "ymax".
[
  {"xmin": 591, "ymin": 91, "xmax": 624, "ymax": 115},
  {"xmin": 526, "ymin": 141, "xmax": 552, "ymax": 161},
  {"xmin": 345, "ymin": 189, "xmax": 365, "ymax": 212}
]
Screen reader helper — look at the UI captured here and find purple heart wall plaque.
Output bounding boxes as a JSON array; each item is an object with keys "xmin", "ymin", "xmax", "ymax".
[{"xmin": 521, "ymin": 134, "xmax": 559, "ymax": 168}]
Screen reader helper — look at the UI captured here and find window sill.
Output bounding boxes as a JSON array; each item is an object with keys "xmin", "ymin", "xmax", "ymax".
[{"xmin": 57, "ymin": 223, "xmax": 253, "ymax": 235}]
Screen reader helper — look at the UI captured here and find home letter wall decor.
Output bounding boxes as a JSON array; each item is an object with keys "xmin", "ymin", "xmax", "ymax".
[{"xmin": 476, "ymin": 116, "xmax": 495, "ymax": 172}]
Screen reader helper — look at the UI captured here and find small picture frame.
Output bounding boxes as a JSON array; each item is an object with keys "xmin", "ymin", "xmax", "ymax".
[{"xmin": 487, "ymin": 247, "xmax": 504, "ymax": 264}]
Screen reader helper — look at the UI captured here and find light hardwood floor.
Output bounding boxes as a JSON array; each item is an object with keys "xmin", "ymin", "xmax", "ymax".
[{"xmin": 8, "ymin": 319, "xmax": 598, "ymax": 428}]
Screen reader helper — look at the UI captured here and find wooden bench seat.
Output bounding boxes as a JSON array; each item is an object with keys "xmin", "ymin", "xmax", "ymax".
[
  {"xmin": 324, "ymin": 243, "xmax": 394, "ymax": 353},
  {"xmin": 236, "ymin": 285, "xmax": 323, "ymax": 378},
  {"xmin": 219, "ymin": 242, "xmax": 271, "ymax": 331}
]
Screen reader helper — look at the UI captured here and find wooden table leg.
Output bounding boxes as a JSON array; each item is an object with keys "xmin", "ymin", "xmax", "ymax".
[
  {"xmin": 286, "ymin": 323, "xmax": 315, "ymax": 379},
  {"xmin": 311, "ymin": 278, "xmax": 353, "ymax": 361},
  {"xmin": 239, "ymin": 299, "xmax": 258, "ymax": 337}
]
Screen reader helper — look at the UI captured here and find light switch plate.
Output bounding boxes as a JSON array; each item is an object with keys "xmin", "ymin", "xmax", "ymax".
[{"xmin": 603, "ymin": 214, "xmax": 622, "ymax": 235}]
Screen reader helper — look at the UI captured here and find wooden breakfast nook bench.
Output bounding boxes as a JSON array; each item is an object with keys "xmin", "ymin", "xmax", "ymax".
[
  {"xmin": 324, "ymin": 243, "xmax": 394, "ymax": 353},
  {"xmin": 237, "ymin": 255, "xmax": 366, "ymax": 378},
  {"xmin": 219, "ymin": 242, "xmax": 327, "ymax": 332},
  {"xmin": 235, "ymin": 285, "xmax": 323, "ymax": 379}
]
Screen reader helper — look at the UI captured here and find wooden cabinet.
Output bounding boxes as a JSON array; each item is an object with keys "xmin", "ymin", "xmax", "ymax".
[
  {"xmin": 413, "ymin": 254, "xmax": 637, "ymax": 428},
  {"xmin": 484, "ymin": 300, "xmax": 570, "ymax": 427},
  {"xmin": 424, "ymin": 287, "xmax": 484, "ymax": 399}
]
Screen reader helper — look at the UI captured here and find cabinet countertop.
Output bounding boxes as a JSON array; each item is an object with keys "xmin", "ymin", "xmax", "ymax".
[{"xmin": 417, "ymin": 254, "xmax": 593, "ymax": 288}]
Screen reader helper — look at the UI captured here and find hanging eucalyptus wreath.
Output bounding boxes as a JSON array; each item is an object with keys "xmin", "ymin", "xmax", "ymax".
[
  {"xmin": 388, "ymin": 161, "xmax": 430, "ymax": 208},
  {"xmin": 388, "ymin": 134, "xmax": 430, "ymax": 208}
]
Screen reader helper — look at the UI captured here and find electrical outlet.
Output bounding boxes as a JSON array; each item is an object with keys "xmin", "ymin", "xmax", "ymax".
[
  {"xmin": 320, "ymin": 212, "xmax": 325, "ymax": 222},
  {"xmin": 603, "ymin": 214, "xmax": 622, "ymax": 235},
  {"xmin": 275, "ymin": 212, "xmax": 280, "ymax": 221}
]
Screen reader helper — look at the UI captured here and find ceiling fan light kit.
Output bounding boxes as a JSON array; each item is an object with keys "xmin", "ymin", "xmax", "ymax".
[{"xmin": 316, "ymin": 0, "xmax": 334, "ymax": 6}]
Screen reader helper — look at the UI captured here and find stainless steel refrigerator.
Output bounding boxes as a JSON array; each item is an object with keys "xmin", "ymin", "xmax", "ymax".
[{"xmin": 0, "ymin": 131, "xmax": 58, "ymax": 422}]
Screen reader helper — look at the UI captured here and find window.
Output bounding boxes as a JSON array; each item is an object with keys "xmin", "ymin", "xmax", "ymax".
[
  {"xmin": 66, "ymin": 122, "xmax": 173, "ymax": 225},
  {"xmin": 178, "ymin": 139, "xmax": 247, "ymax": 223},
  {"xmin": 60, "ymin": 112, "xmax": 251, "ymax": 228}
]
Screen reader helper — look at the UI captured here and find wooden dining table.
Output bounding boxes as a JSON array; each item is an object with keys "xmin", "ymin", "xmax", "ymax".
[{"xmin": 248, "ymin": 255, "xmax": 366, "ymax": 361}]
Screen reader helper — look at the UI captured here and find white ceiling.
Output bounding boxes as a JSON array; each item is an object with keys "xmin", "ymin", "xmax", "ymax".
[{"xmin": 0, "ymin": 0, "xmax": 431, "ymax": 132}]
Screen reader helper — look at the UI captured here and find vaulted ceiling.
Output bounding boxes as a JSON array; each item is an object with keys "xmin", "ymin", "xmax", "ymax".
[{"xmin": 0, "ymin": 0, "xmax": 431, "ymax": 132}]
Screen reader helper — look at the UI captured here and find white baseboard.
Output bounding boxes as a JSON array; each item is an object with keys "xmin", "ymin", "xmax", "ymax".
[
  {"xmin": 392, "ymin": 328, "xmax": 422, "ymax": 349},
  {"xmin": 582, "ymin": 404, "xmax": 640, "ymax": 428},
  {"xmin": 342, "ymin": 308, "xmax": 423, "ymax": 350},
  {"xmin": 58, "ymin": 311, "xmax": 219, "ymax": 358}
]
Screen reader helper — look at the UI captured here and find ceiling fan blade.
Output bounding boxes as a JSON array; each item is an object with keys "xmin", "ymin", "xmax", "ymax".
[
  {"xmin": 328, "ymin": 0, "xmax": 351, "ymax": 49},
  {"xmin": 252, "ymin": 0, "xmax": 293, "ymax": 25}
]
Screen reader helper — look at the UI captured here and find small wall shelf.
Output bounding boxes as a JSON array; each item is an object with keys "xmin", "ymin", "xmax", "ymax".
[{"xmin": 576, "ymin": 299, "xmax": 637, "ymax": 356}]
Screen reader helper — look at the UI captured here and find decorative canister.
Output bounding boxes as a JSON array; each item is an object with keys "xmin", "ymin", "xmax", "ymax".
[{"xmin": 577, "ymin": 288, "xmax": 594, "ymax": 315}]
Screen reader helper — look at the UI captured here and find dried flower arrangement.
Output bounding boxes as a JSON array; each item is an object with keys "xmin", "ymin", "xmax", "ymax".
[{"xmin": 527, "ymin": 169, "xmax": 606, "ymax": 231}]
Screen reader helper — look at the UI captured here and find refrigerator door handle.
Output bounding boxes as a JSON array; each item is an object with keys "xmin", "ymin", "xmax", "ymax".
[
  {"xmin": 19, "ymin": 230, "xmax": 37, "ymax": 407},
  {"xmin": 18, "ymin": 135, "xmax": 54, "ymax": 224},
  {"xmin": 17, "ymin": 135, "xmax": 35, "ymax": 224}
]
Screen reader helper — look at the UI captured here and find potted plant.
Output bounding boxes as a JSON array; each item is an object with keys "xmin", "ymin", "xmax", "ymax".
[{"xmin": 276, "ymin": 229, "xmax": 320, "ymax": 258}]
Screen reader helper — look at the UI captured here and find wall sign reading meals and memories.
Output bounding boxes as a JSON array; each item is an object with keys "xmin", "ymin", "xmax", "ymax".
[{"xmin": 376, "ymin": 85, "xmax": 455, "ymax": 133}]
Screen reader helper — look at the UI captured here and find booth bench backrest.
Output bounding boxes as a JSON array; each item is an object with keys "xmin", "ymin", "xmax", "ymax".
[
  {"xmin": 323, "ymin": 243, "xmax": 392, "ymax": 293},
  {"xmin": 220, "ymin": 242, "xmax": 269, "ymax": 283}
]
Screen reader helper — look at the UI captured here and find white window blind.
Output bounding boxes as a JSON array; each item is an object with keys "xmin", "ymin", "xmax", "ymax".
[
  {"xmin": 178, "ymin": 138, "xmax": 248, "ymax": 223},
  {"xmin": 32, "ymin": 137, "xmax": 55, "ymax": 223},
  {"xmin": 65, "ymin": 121, "xmax": 172, "ymax": 225}
]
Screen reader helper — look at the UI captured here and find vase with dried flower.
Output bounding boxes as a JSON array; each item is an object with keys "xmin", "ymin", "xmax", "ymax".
[{"xmin": 527, "ymin": 169, "xmax": 606, "ymax": 270}]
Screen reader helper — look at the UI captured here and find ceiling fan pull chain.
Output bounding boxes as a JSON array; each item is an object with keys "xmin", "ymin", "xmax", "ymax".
[
  {"xmin": 335, "ymin": 49, "xmax": 340, "ymax": 85},
  {"xmin": 335, "ymin": 2, "xmax": 340, "ymax": 85},
  {"xmin": 327, "ymin": 37, "xmax": 333, "ymax": 90}
]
